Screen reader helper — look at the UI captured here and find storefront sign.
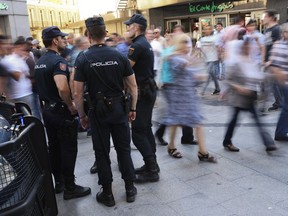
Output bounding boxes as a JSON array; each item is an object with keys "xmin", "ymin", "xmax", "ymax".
[
  {"xmin": 189, "ymin": 1, "xmax": 234, "ymax": 13},
  {"xmin": 0, "ymin": 3, "xmax": 8, "ymax": 10}
]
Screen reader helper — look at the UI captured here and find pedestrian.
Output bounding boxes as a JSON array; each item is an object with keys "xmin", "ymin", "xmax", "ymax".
[
  {"xmin": 1, "ymin": 38, "xmax": 41, "ymax": 118},
  {"xmin": 124, "ymin": 14, "xmax": 159, "ymax": 182},
  {"xmin": 155, "ymin": 27, "xmax": 197, "ymax": 146},
  {"xmin": 73, "ymin": 16, "xmax": 138, "ymax": 207},
  {"xmin": 161, "ymin": 33, "xmax": 217, "ymax": 162},
  {"xmin": 222, "ymin": 37, "xmax": 277, "ymax": 152},
  {"xmin": 34, "ymin": 26, "xmax": 91, "ymax": 200},
  {"xmin": 262, "ymin": 9, "xmax": 282, "ymax": 112},
  {"xmin": 198, "ymin": 25, "xmax": 221, "ymax": 95},
  {"xmin": 269, "ymin": 22, "xmax": 288, "ymax": 141}
]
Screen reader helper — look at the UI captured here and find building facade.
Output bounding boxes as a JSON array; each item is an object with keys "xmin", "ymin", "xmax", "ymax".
[
  {"xmin": 27, "ymin": 0, "xmax": 80, "ymax": 40},
  {"xmin": 0, "ymin": 0, "xmax": 30, "ymax": 39}
]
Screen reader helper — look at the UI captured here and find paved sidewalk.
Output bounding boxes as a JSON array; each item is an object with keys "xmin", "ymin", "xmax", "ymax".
[{"xmin": 56, "ymin": 88, "xmax": 288, "ymax": 216}]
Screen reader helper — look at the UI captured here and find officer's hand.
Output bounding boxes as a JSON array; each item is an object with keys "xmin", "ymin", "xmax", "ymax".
[
  {"xmin": 80, "ymin": 115, "xmax": 89, "ymax": 129},
  {"xmin": 128, "ymin": 111, "xmax": 136, "ymax": 122}
]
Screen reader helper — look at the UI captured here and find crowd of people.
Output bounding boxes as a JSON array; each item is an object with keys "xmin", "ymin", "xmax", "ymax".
[{"xmin": 0, "ymin": 9, "xmax": 288, "ymax": 207}]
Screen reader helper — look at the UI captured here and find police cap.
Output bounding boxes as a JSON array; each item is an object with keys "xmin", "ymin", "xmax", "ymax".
[
  {"xmin": 124, "ymin": 14, "xmax": 147, "ymax": 27},
  {"xmin": 85, "ymin": 17, "xmax": 105, "ymax": 28},
  {"xmin": 42, "ymin": 26, "xmax": 68, "ymax": 40}
]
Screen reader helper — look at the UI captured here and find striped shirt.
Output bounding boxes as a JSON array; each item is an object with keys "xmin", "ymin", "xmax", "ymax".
[{"xmin": 269, "ymin": 40, "xmax": 288, "ymax": 72}]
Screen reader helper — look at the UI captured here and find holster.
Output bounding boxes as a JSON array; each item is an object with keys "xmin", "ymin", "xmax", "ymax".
[
  {"xmin": 122, "ymin": 91, "xmax": 131, "ymax": 114},
  {"xmin": 138, "ymin": 78, "xmax": 157, "ymax": 100}
]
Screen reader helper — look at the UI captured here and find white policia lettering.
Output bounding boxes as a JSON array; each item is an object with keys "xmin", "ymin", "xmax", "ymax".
[
  {"xmin": 35, "ymin": 64, "xmax": 47, "ymax": 69},
  {"xmin": 90, "ymin": 61, "xmax": 119, "ymax": 67}
]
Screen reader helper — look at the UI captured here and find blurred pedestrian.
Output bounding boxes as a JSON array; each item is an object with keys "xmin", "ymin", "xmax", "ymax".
[
  {"xmin": 161, "ymin": 33, "xmax": 216, "ymax": 162},
  {"xmin": 222, "ymin": 37, "xmax": 277, "ymax": 152},
  {"xmin": 269, "ymin": 23, "xmax": 288, "ymax": 141}
]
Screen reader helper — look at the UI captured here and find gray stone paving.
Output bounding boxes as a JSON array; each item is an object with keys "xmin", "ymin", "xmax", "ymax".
[{"xmin": 56, "ymin": 86, "xmax": 288, "ymax": 216}]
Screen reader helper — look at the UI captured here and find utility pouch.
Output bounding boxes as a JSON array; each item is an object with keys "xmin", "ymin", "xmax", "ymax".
[{"xmin": 123, "ymin": 92, "xmax": 131, "ymax": 114}]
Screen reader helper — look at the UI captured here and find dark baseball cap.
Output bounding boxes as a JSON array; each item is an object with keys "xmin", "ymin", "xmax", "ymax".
[
  {"xmin": 42, "ymin": 26, "xmax": 68, "ymax": 40},
  {"xmin": 124, "ymin": 14, "xmax": 147, "ymax": 27},
  {"xmin": 85, "ymin": 17, "xmax": 105, "ymax": 28}
]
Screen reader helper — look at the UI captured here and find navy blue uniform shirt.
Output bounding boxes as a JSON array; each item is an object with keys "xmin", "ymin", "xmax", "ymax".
[
  {"xmin": 128, "ymin": 34, "xmax": 154, "ymax": 84},
  {"xmin": 35, "ymin": 49, "xmax": 70, "ymax": 103},
  {"xmin": 74, "ymin": 44, "xmax": 133, "ymax": 102}
]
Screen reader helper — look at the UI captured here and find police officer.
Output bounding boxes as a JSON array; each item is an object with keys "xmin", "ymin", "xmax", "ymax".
[
  {"xmin": 35, "ymin": 26, "xmax": 91, "ymax": 200},
  {"xmin": 73, "ymin": 17, "xmax": 138, "ymax": 207},
  {"xmin": 124, "ymin": 14, "xmax": 159, "ymax": 182}
]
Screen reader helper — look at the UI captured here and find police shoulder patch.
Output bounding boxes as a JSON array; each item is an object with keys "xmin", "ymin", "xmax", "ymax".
[
  {"xmin": 128, "ymin": 47, "xmax": 134, "ymax": 56},
  {"xmin": 59, "ymin": 63, "xmax": 67, "ymax": 71}
]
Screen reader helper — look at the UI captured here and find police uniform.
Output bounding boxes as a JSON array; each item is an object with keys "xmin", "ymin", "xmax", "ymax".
[
  {"xmin": 74, "ymin": 17, "xmax": 136, "ymax": 206},
  {"xmin": 35, "ymin": 26, "xmax": 91, "ymax": 200},
  {"xmin": 125, "ymin": 14, "xmax": 159, "ymax": 182}
]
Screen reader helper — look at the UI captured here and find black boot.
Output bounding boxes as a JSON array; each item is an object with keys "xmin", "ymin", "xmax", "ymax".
[
  {"xmin": 135, "ymin": 162, "xmax": 160, "ymax": 174},
  {"xmin": 125, "ymin": 180, "xmax": 137, "ymax": 203},
  {"xmin": 135, "ymin": 158, "xmax": 159, "ymax": 183},
  {"xmin": 54, "ymin": 175, "xmax": 64, "ymax": 194},
  {"xmin": 63, "ymin": 177, "xmax": 91, "ymax": 200},
  {"xmin": 90, "ymin": 160, "xmax": 98, "ymax": 174},
  {"xmin": 96, "ymin": 183, "xmax": 115, "ymax": 207}
]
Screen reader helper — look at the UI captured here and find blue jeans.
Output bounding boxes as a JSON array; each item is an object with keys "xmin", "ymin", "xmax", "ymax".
[
  {"xmin": 215, "ymin": 61, "xmax": 225, "ymax": 79},
  {"xmin": 275, "ymin": 85, "xmax": 288, "ymax": 137},
  {"xmin": 202, "ymin": 61, "xmax": 220, "ymax": 93}
]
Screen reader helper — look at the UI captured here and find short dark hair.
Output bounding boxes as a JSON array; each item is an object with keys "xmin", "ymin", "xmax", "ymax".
[
  {"xmin": 87, "ymin": 25, "xmax": 106, "ymax": 41},
  {"xmin": 43, "ymin": 39, "xmax": 53, "ymax": 48},
  {"xmin": 265, "ymin": 9, "xmax": 278, "ymax": 18},
  {"xmin": 173, "ymin": 24, "xmax": 185, "ymax": 32},
  {"xmin": 265, "ymin": 9, "xmax": 279, "ymax": 21},
  {"xmin": 138, "ymin": 24, "xmax": 147, "ymax": 33},
  {"xmin": 216, "ymin": 23, "xmax": 223, "ymax": 27}
]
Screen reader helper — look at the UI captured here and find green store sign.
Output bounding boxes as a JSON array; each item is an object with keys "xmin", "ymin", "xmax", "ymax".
[
  {"xmin": 189, "ymin": 1, "xmax": 234, "ymax": 13},
  {"xmin": 0, "ymin": 3, "xmax": 8, "ymax": 10}
]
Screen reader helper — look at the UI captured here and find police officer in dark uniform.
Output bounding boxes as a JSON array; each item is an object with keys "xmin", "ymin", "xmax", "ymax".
[
  {"xmin": 124, "ymin": 14, "xmax": 159, "ymax": 182},
  {"xmin": 73, "ymin": 17, "xmax": 138, "ymax": 207},
  {"xmin": 35, "ymin": 26, "xmax": 91, "ymax": 200}
]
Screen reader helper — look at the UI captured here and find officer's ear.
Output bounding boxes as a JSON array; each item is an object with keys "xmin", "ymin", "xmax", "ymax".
[{"xmin": 52, "ymin": 37, "xmax": 59, "ymax": 46}]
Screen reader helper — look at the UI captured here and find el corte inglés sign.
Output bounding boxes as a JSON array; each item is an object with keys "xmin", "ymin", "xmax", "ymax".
[
  {"xmin": 0, "ymin": 3, "xmax": 8, "ymax": 10},
  {"xmin": 189, "ymin": 1, "xmax": 234, "ymax": 13}
]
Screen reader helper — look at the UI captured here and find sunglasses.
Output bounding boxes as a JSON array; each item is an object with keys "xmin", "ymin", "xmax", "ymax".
[{"xmin": 153, "ymin": 32, "xmax": 159, "ymax": 34}]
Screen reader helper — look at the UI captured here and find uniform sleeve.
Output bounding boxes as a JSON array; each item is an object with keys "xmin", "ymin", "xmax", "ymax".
[
  {"xmin": 74, "ymin": 53, "xmax": 86, "ymax": 82},
  {"xmin": 53, "ymin": 59, "xmax": 69, "ymax": 78},
  {"xmin": 127, "ymin": 43, "xmax": 141, "ymax": 62}
]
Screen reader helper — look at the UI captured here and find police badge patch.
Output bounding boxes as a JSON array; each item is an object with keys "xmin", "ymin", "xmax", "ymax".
[
  {"xmin": 60, "ymin": 63, "xmax": 67, "ymax": 71},
  {"xmin": 128, "ymin": 47, "xmax": 134, "ymax": 56}
]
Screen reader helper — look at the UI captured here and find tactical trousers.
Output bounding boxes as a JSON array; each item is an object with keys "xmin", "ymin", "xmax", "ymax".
[
  {"xmin": 42, "ymin": 107, "xmax": 78, "ymax": 179},
  {"xmin": 89, "ymin": 100, "xmax": 135, "ymax": 185},
  {"xmin": 131, "ymin": 88, "xmax": 157, "ymax": 160}
]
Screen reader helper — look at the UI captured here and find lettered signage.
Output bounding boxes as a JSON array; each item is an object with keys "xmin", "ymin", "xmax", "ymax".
[
  {"xmin": 189, "ymin": 1, "xmax": 234, "ymax": 13},
  {"xmin": 0, "ymin": 2, "xmax": 8, "ymax": 10}
]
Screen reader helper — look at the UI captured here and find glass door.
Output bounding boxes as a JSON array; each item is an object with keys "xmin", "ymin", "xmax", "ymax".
[
  {"xmin": 214, "ymin": 15, "xmax": 228, "ymax": 28},
  {"xmin": 199, "ymin": 16, "xmax": 212, "ymax": 36},
  {"xmin": 166, "ymin": 19, "xmax": 181, "ymax": 33}
]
